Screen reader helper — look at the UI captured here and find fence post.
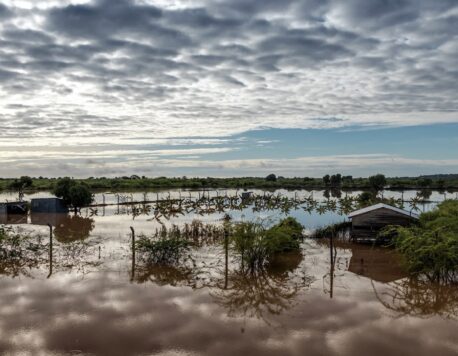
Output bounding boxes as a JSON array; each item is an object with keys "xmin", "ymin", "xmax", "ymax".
[
  {"xmin": 223, "ymin": 214, "xmax": 231, "ymax": 289},
  {"xmin": 47, "ymin": 224, "xmax": 53, "ymax": 278},
  {"xmin": 130, "ymin": 227, "xmax": 135, "ymax": 281}
]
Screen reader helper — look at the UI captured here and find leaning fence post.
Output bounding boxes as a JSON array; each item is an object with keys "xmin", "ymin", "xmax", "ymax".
[{"xmin": 130, "ymin": 226, "xmax": 135, "ymax": 281}]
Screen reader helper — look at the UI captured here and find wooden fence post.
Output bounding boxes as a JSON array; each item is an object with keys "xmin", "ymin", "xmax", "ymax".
[{"xmin": 130, "ymin": 226, "xmax": 135, "ymax": 281}]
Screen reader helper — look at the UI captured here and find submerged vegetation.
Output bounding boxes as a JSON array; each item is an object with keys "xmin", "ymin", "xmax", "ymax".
[
  {"xmin": 392, "ymin": 200, "xmax": 458, "ymax": 283},
  {"xmin": 231, "ymin": 218, "xmax": 304, "ymax": 272},
  {"xmin": 135, "ymin": 221, "xmax": 226, "ymax": 266},
  {"xmin": 0, "ymin": 227, "xmax": 46, "ymax": 270}
]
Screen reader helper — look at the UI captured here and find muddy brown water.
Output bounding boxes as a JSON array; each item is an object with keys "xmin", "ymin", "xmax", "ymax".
[{"xmin": 0, "ymin": 190, "xmax": 457, "ymax": 355}]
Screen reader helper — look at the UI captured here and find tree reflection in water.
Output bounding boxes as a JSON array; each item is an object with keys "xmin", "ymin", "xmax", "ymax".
[
  {"xmin": 0, "ymin": 225, "xmax": 101, "ymax": 279},
  {"xmin": 374, "ymin": 278, "xmax": 458, "ymax": 319},
  {"xmin": 211, "ymin": 256, "xmax": 314, "ymax": 323},
  {"xmin": 134, "ymin": 250, "xmax": 314, "ymax": 323},
  {"xmin": 53, "ymin": 215, "xmax": 95, "ymax": 243}
]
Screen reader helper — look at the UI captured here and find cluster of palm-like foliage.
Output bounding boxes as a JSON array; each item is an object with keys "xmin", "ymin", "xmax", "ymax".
[
  {"xmin": 391, "ymin": 200, "xmax": 458, "ymax": 283},
  {"xmin": 231, "ymin": 217, "xmax": 304, "ymax": 272}
]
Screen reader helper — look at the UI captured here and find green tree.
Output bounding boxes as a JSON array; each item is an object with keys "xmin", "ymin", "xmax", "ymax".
[
  {"xmin": 69, "ymin": 184, "xmax": 93, "ymax": 213},
  {"xmin": 368, "ymin": 174, "xmax": 386, "ymax": 191},
  {"xmin": 322, "ymin": 175, "xmax": 330, "ymax": 185},
  {"xmin": 9, "ymin": 176, "xmax": 33, "ymax": 200},
  {"xmin": 330, "ymin": 174, "xmax": 342, "ymax": 186},
  {"xmin": 265, "ymin": 174, "xmax": 277, "ymax": 182},
  {"xmin": 392, "ymin": 200, "xmax": 458, "ymax": 283},
  {"xmin": 418, "ymin": 178, "xmax": 432, "ymax": 187},
  {"xmin": 53, "ymin": 178, "xmax": 93, "ymax": 213},
  {"xmin": 53, "ymin": 177, "xmax": 75, "ymax": 204}
]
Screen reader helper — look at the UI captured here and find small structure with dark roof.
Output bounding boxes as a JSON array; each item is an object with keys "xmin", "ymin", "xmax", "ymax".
[
  {"xmin": 0, "ymin": 202, "xmax": 28, "ymax": 225},
  {"xmin": 0, "ymin": 201, "xmax": 28, "ymax": 215},
  {"xmin": 348, "ymin": 203, "xmax": 419, "ymax": 241},
  {"xmin": 31, "ymin": 198, "xmax": 69, "ymax": 214}
]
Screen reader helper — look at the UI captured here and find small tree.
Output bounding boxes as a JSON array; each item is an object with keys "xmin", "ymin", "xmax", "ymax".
[
  {"xmin": 368, "ymin": 174, "xmax": 386, "ymax": 192},
  {"xmin": 330, "ymin": 174, "xmax": 342, "ymax": 186},
  {"xmin": 9, "ymin": 176, "xmax": 33, "ymax": 200},
  {"xmin": 418, "ymin": 178, "xmax": 432, "ymax": 188},
  {"xmin": 53, "ymin": 177, "xmax": 75, "ymax": 204},
  {"xmin": 265, "ymin": 174, "xmax": 277, "ymax": 182},
  {"xmin": 69, "ymin": 184, "xmax": 93, "ymax": 213},
  {"xmin": 53, "ymin": 178, "xmax": 93, "ymax": 213},
  {"xmin": 322, "ymin": 175, "xmax": 330, "ymax": 186}
]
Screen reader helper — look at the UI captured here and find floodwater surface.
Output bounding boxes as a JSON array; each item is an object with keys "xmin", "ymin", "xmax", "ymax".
[{"xmin": 0, "ymin": 189, "xmax": 457, "ymax": 356}]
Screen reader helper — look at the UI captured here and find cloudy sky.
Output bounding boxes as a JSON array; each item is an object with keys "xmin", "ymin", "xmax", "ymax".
[{"xmin": 0, "ymin": 0, "xmax": 457, "ymax": 178}]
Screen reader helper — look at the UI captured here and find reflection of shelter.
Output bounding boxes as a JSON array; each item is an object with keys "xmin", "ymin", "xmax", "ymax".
[
  {"xmin": 31, "ymin": 212, "xmax": 69, "ymax": 227},
  {"xmin": 0, "ymin": 213, "xmax": 27, "ymax": 225},
  {"xmin": 348, "ymin": 203, "xmax": 418, "ymax": 241},
  {"xmin": 31, "ymin": 198, "xmax": 68, "ymax": 214},
  {"xmin": 31, "ymin": 213, "xmax": 94, "ymax": 243},
  {"xmin": 348, "ymin": 245, "xmax": 406, "ymax": 283},
  {"xmin": 0, "ymin": 202, "xmax": 28, "ymax": 225}
]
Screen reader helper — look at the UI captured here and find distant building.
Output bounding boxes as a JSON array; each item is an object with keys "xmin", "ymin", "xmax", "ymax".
[
  {"xmin": 241, "ymin": 191, "xmax": 253, "ymax": 200},
  {"xmin": 31, "ymin": 198, "xmax": 69, "ymax": 214},
  {"xmin": 348, "ymin": 203, "xmax": 419, "ymax": 241}
]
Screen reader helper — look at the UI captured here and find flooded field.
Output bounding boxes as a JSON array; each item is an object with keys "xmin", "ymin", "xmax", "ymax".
[{"xmin": 1, "ymin": 189, "xmax": 457, "ymax": 355}]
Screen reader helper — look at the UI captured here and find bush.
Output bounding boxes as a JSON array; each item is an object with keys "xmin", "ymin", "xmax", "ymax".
[
  {"xmin": 231, "ymin": 218, "xmax": 303, "ymax": 271},
  {"xmin": 368, "ymin": 174, "xmax": 386, "ymax": 191},
  {"xmin": 53, "ymin": 178, "xmax": 93, "ymax": 212},
  {"xmin": 136, "ymin": 228, "xmax": 193, "ymax": 266},
  {"xmin": 393, "ymin": 200, "xmax": 458, "ymax": 283}
]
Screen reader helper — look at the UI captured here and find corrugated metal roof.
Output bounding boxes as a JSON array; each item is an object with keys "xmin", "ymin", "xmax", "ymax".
[{"xmin": 348, "ymin": 203, "xmax": 419, "ymax": 219}]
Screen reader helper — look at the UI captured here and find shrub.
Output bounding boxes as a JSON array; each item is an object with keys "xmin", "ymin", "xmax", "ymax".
[
  {"xmin": 393, "ymin": 200, "xmax": 458, "ymax": 283},
  {"xmin": 231, "ymin": 218, "xmax": 304, "ymax": 271},
  {"xmin": 136, "ymin": 228, "xmax": 193, "ymax": 266}
]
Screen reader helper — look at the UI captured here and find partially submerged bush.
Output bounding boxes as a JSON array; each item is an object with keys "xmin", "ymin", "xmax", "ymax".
[
  {"xmin": 393, "ymin": 200, "xmax": 458, "ymax": 283},
  {"xmin": 0, "ymin": 227, "xmax": 44, "ymax": 260},
  {"xmin": 0, "ymin": 227, "xmax": 47, "ymax": 278},
  {"xmin": 136, "ymin": 227, "xmax": 193, "ymax": 265},
  {"xmin": 231, "ymin": 217, "xmax": 304, "ymax": 272}
]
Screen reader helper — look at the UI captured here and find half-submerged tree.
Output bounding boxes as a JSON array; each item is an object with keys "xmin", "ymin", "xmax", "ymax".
[{"xmin": 53, "ymin": 178, "xmax": 93, "ymax": 214}]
